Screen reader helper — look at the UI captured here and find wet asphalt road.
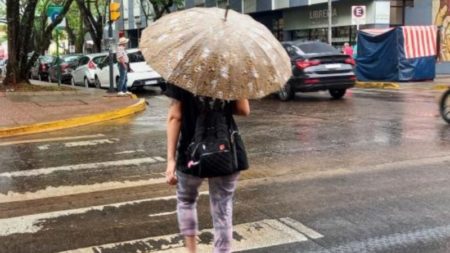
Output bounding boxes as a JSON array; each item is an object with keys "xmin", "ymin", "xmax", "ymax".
[{"xmin": 0, "ymin": 87, "xmax": 449, "ymax": 253}]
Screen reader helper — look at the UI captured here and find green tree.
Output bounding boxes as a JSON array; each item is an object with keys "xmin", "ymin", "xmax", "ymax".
[
  {"xmin": 76, "ymin": 0, "xmax": 107, "ymax": 53},
  {"xmin": 4, "ymin": 0, "xmax": 73, "ymax": 86}
]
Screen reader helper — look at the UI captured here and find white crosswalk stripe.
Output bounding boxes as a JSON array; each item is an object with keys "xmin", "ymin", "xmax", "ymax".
[
  {"xmin": 0, "ymin": 192, "xmax": 208, "ymax": 236},
  {"xmin": 0, "ymin": 157, "xmax": 165, "ymax": 178},
  {"xmin": 59, "ymin": 218, "xmax": 311, "ymax": 253},
  {"xmin": 0, "ymin": 134, "xmax": 106, "ymax": 146}
]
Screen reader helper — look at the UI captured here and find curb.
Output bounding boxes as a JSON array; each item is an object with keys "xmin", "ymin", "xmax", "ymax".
[
  {"xmin": 432, "ymin": 84, "xmax": 450, "ymax": 91},
  {"xmin": 0, "ymin": 98, "xmax": 147, "ymax": 138},
  {"xmin": 355, "ymin": 81, "xmax": 400, "ymax": 90}
]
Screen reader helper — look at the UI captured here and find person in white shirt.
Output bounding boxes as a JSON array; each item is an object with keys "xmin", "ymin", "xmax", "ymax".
[{"xmin": 116, "ymin": 37, "xmax": 131, "ymax": 96}]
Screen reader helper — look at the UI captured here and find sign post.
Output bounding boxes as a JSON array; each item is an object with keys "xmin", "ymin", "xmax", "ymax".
[
  {"xmin": 352, "ymin": 5, "xmax": 366, "ymax": 31},
  {"xmin": 47, "ymin": 5, "xmax": 64, "ymax": 86}
]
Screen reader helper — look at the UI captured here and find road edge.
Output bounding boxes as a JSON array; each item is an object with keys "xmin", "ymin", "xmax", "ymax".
[
  {"xmin": 0, "ymin": 98, "xmax": 147, "ymax": 138},
  {"xmin": 355, "ymin": 81, "xmax": 400, "ymax": 90}
]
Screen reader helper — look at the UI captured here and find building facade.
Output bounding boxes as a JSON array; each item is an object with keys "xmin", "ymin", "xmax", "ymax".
[
  {"xmin": 183, "ymin": 0, "xmax": 412, "ymax": 46},
  {"xmin": 182, "ymin": 0, "xmax": 450, "ymax": 74}
]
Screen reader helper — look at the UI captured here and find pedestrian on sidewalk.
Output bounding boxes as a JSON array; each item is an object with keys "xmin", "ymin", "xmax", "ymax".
[
  {"xmin": 342, "ymin": 42, "xmax": 354, "ymax": 58},
  {"xmin": 117, "ymin": 37, "xmax": 131, "ymax": 96},
  {"xmin": 165, "ymin": 83, "xmax": 250, "ymax": 253}
]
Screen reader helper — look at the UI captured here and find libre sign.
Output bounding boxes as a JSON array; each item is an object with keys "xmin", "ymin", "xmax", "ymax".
[{"xmin": 352, "ymin": 5, "xmax": 366, "ymax": 26}]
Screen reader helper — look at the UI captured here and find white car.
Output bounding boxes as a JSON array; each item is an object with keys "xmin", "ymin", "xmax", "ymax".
[
  {"xmin": 71, "ymin": 53, "xmax": 108, "ymax": 87},
  {"xmin": 96, "ymin": 49, "xmax": 164, "ymax": 90},
  {"xmin": 0, "ymin": 59, "xmax": 7, "ymax": 76}
]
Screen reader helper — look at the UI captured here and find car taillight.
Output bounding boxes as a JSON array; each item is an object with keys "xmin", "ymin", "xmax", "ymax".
[
  {"xmin": 304, "ymin": 78, "xmax": 320, "ymax": 84},
  {"xmin": 88, "ymin": 60, "xmax": 96, "ymax": 69},
  {"xmin": 345, "ymin": 57, "xmax": 355, "ymax": 66},
  {"xmin": 295, "ymin": 59, "xmax": 321, "ymax": 70},
  {"xmin": 40, "ymin": 64, "xmax": 46, "ymax": 71},
  {"xmin": 349, "ymin": 76, "xmax": 357, "ymax": 81}
]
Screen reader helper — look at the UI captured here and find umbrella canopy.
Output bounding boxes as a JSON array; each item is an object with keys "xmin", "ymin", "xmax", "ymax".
[{"xmin": 139, "ymin": 7, "xmax": 291, "ymax": 100}]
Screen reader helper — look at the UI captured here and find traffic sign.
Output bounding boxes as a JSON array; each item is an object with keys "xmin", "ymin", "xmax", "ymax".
[
  {"xmin": 47, "ymin": 5, "xmax": 63, "ymax": 18},
  {"xmin": 352, "ymin": 5, "xmax": 366, "ymax": 26}
]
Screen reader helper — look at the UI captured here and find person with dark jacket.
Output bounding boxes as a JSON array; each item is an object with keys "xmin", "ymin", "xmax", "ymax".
[{"xmin": 165, "ymin": 83, "xmax": 250, "ymax": 253}]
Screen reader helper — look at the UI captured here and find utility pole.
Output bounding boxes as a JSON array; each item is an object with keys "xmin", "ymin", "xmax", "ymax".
[
  {"xmin": 328, "ymin": 0, "xmax": 332, "ymax": 45},
  {"xmin": 107, "ymin": 0, "xmax": 115, "ymax": 93}
]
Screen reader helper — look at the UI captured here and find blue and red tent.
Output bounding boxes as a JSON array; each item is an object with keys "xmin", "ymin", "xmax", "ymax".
[{"xmin": 356, "ymin": 26, "xmax": 438, "ymax": 81}]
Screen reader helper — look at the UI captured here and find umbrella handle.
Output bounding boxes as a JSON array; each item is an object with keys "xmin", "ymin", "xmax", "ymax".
[{"xmin": 224, "ymin": 3, "xmax": 230, "ymax": 21}]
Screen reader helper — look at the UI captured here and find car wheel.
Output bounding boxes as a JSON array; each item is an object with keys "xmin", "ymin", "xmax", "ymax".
[
  {"xmin": 329, "ymin": 89, "xmax": 346, "ymax": 99},
  {"xmin": 94, "ymin": 76, "xmax": 101, "ymax": 89},
  {"xmin": 278, "ymin": 82, "xmax": 294, "ymax": 101},
  {"xmin": 439, "ymin": 89, "xmax": 450, "ymax": 124},
  {"xmin": 159, "ymin": 82, "xmax": 167, "ymax": 93},
  {"xmin": 84, "ymin": 77, "xmax": 90, "ymax": 88}
]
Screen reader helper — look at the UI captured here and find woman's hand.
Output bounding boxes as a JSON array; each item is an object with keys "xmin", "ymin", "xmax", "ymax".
[{"xmin": 166, "ymin": 159, "xmax": 178, "ymax": 185}]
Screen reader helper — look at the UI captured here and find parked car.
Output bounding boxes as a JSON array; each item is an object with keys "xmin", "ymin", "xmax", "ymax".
[
  {"xmin": 96, "ymin": 48, "xmax": 164, "ymax": 90},
  {"xmin": 278, "ymin": 41, "xmax": 356, "ymax": 101},
  {"xmin": 30, "ymin": 55, "xmax": 54, "ymax": 81},
  {"xmin": 71, "ymin": 53, "xmax": 108, "ymax": 87},
  {"xmin": 48, "ymin": 54, "xmax": 82, "ymax": 83}
]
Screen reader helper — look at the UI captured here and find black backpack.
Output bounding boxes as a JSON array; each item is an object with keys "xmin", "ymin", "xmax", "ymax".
[{"xmin": 186, "ymin": 97, "xmax": 248, "ymax": 178}]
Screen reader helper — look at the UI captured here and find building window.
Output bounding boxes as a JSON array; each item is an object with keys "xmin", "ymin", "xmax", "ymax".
[{"xmin": 390, "ymin": 0, "xmax": 413, "ymax": 25}]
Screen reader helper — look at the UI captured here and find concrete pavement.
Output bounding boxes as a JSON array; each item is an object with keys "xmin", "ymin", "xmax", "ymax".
[{"xmin": 0, "ymin": 81, "xmax": 146, "ymax": 138}]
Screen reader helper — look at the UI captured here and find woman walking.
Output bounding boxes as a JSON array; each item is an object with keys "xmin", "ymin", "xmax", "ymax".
[{"xmin": 165, "ymin": 83, "xmax": 250, "ymax": 253}]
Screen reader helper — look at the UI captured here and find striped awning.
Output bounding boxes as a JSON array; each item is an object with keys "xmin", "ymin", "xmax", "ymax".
[{"xmin": 402, "ymin": 26, "xmax": 438, "ymax": 59}]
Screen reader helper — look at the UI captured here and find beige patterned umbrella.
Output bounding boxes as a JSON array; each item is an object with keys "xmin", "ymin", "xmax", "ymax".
[{"xmin": 139, "ymin": 7, "xmax": 291, "ymax": 100}]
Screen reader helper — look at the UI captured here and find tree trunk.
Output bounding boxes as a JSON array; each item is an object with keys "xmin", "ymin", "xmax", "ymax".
[
  {"xmin": 75, "ymin": 20, "xmax": 85, "ymax": 53},
  {"xmin": 4, "ymin": 0, "xmax": 74, "ymax": 86},
  {"xmin": 76, "ymin": 0, "xmax": 103, "ymax": 53},
  {"xmin": 3, "ymin": 0, "xmax": 20, "ymax": 86},
  {"xmin": 19, "ymin": 0, "xmax": 39, "ymax": 81}
]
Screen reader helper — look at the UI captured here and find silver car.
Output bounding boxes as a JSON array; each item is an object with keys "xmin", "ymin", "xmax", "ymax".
[{"xmin": 71, "ymin": 53, "xmax": 108, "ymax": 87}]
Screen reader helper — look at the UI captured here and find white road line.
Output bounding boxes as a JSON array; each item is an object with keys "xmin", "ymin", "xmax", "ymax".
[
  {"xmin": 0, "ymin": 157, "xmax": 163, "ymax": 178},
  {"xmin": 0, "ymin": 178, "xmax": 167, "ymax": 204},
  {"xmin": 114, "ymin": 149, "xmax": 146, "ymax": 155},
  {"xmin": 0, "ymin": 192, "xmax": 209, "ymax": 236},
  {"xmin": 279, "ymin": 217, "xmax": 324, "ymax": 239},
  {"xmin": 59, "ymin": 218, "xmax": 309, "ymax": 253},
  {"xmin": 154, "ymin": 156, "xmax": 166, "ymax": 162},
  {"xmin": 148, "ymin": 211, "xmax": 177, "ymax": 218},
  {"xmin": 38, "ymin": 145, "xmax": 50, "ymax": 150},
  {"xmin": 0, "ymin": 134, "xmax": 106, "ymax": 146},
  {"xmin": 64, "ymin": 138, "xmax": 119, "ymax": 148}
]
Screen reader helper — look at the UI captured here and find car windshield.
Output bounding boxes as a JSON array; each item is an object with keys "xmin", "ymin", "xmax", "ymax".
[
  {"xmin": 41, "ymin": 56, "xmax": 54, "ymax": 63},
  {"xmin": 295, "ymin": 42, "xmax": 339, "ymax": 54},
  {"xmin": 62, "ymin": 55, "xmax": 80, "ymax": 63},
  {"xmin": 128, "ymin": 51, "xmax": 145, "ymax": 63},
  {"xmin": 93, "ymin": 56, "xmax": 106, "ymax": 64}
]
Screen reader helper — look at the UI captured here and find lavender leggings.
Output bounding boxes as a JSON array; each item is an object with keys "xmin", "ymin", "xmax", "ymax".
[{"xmin": 176, "ymin": 171, "xmax": 240, "ymax": 253}]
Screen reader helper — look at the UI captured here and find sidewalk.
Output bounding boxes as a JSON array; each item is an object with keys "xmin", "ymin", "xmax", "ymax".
[{"xmin": 0, "ymin": 81, "xmax": 146, "ymax": 138}]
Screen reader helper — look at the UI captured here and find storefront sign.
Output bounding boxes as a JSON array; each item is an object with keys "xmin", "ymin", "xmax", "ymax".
[{"xmin": 309, "ymin": 8, "xmax": 338, "ymax": 20}]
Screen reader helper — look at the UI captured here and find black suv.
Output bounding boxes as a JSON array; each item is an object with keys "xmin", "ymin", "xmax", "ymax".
[{"xmin": 279, "ymin": 41, "xmax": 356, "ymax": 101}]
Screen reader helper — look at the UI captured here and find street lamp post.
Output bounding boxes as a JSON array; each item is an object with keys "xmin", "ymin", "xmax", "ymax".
[
  {"xmin": 328, "ymin": 0, "xmax": 332, "ymax": 45},
  {"xmin": 107, "ymin": 0, "xmax": 115, "ymax": 93}
]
